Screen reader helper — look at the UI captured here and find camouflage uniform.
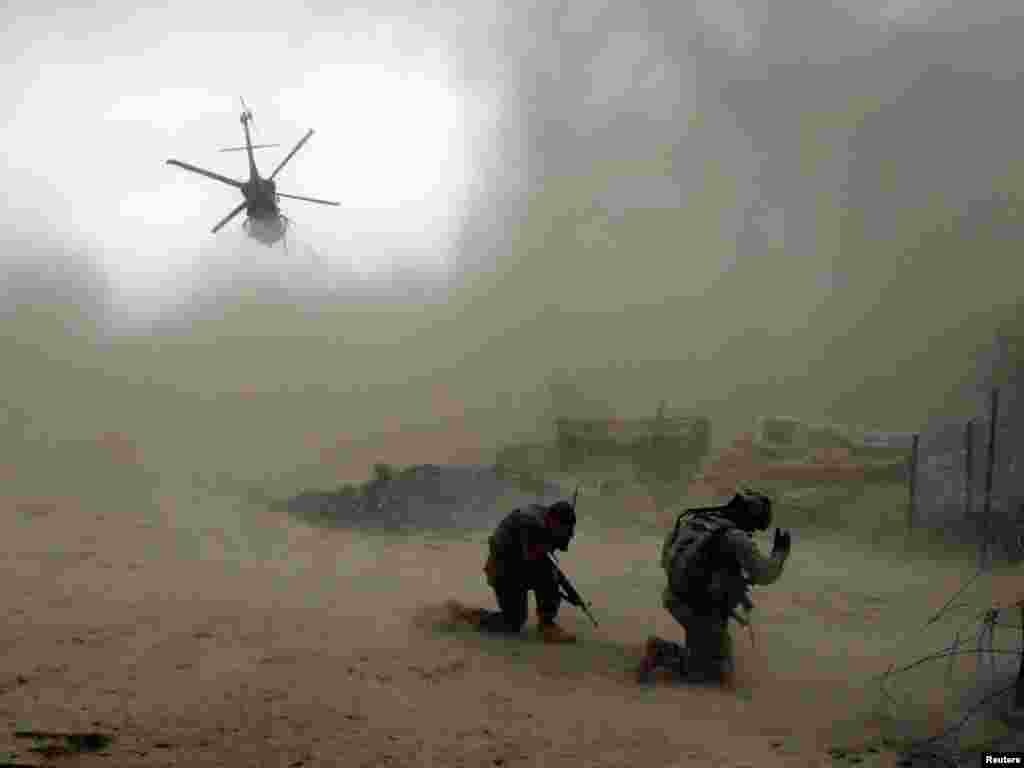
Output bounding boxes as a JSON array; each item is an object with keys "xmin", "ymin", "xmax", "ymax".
[
  {"xmin": 477, "ymin": 504, "xmax": 563, "ymax": 632},
  {"xmin": 642, "ymin": 501, "xmax": 788, "ymax": 684}
]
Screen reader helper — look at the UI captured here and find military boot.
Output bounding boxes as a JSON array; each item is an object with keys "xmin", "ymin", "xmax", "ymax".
[
  {"xmin": 636, "ymin": 636, "xmax": 686, "ymax": 683},
  {"xmin": 539, "ymin": 622, "xmax": 577, "ymax": 644},
  {"xmin": 635, "ymin": 635, "xmax": 662, "ymax": 683},
  {"xmin": 444, "ymin": 599, "xmax": 485, "ymax": 629},
  {"xmin": 679, "ymin": 655, "xmax": 729, "ymax": 685}
]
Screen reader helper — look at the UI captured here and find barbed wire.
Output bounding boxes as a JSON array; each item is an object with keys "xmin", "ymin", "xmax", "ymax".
[
  {"xmin": 924, "ymin": 569, "xmax": 987, "ymax": 626},
  {"xmin": 874, "ymin": 563, "xmax": 1022, "ymax": 767}
]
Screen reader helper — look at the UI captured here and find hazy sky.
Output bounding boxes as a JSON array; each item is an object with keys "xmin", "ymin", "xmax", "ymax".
[
  {"xmin": 2, "ymin": 0, "xmax": 979, "ymax": 309},
  {"xmin": 2, "ymin": 1, "xmax": 505, "ymax": 305},
  {"xmin": 3, "ymin": 0, "xmax": 1023, "ymax": 464}
]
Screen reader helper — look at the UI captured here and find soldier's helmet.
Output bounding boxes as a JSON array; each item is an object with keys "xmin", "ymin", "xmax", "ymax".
[
  {"xmin": 548, "ymin": 500, "xmax": 576, "ymax": 526},
  {"xmin": 726, "ymin": 490, "xmax": 772, "ymax": 531},
  {"xmin": 546, "ymin": 500, "xmax": 576, "ymax": 552}
]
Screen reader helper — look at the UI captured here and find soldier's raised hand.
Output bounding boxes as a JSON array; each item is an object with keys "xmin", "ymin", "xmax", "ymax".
[{"xmin": 772, "ymin": 527, "xmax": 792, "ymax": 556}]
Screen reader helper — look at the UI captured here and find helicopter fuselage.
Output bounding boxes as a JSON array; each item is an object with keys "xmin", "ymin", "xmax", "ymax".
[
  {"xmin": 243, "ymin": 214, "xmax": 287, "ymax": 245},
  {"xmin": 240, "ymin": 177, "xmax": 286, "ymax": 245},
  {"xmin": 241, "ymin": 177, "xmax": 279, "ymax": 219},
  {"xmin": 165, "ymin": 98, "xmax": 338, "ymax": 245}
]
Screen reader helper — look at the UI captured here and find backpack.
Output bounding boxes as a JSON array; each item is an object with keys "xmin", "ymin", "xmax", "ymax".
[{"xmin": 661, "ymin": 510, "xmax": 735, "ymax": 611}]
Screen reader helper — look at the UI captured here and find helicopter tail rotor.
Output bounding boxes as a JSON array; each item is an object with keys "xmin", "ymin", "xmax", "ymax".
[
  {"xmin": 220, "ymin": 143, "xmax": 280, "ymax": 152},
  {"xmin": 239, "ymin": 96, "xmax": 253, "ymax": 125}
]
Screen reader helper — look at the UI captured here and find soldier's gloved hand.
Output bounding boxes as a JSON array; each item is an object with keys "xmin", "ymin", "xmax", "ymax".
[
  {"xmin": 526, "ymin": 543, "xmax": 548, "ymax": 562},
  {"xmin": 484, "ymin": 554, "xmax": 499, "ymax": 586},
  {"xmin": 772, "ymin": 528, "xmax": 792, "ymax": 557}
]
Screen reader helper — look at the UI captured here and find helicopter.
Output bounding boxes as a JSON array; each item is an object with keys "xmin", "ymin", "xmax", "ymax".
[{"xmin": 166, "ymin": 98, "xmax": 340, "ymax": 246}]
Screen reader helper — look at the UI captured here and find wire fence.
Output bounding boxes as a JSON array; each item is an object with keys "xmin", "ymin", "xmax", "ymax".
[
  {"xmin": 877, "ymin": 565, "xmax": 1023, "ymax": 767},
  {"xmin": 909, "ymin": 370, "xmax": 1024, "ymax": 565},
  {"xmin": 881, "ymin": 367, "xmax": 1023, "ymax": 764}
]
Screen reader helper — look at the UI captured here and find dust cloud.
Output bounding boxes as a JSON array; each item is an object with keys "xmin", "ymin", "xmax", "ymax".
[
  {"xmin": 3, "ymin": 5, "xmax": 1024, "ymax": 763},
  {"xmin": 3, "ymin": 2, "xmax": 1024, "ymax": 535}
]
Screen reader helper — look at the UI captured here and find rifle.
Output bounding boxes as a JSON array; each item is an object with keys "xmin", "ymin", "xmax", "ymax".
[{"xmin": 548, "ymin": 552, "xmax": 599, "ymax": 628}]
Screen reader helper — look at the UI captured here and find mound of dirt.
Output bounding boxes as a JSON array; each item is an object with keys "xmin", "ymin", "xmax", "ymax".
[{"xmin": 280, "ymin": 464, "xmax": 568, "ymax": 531}]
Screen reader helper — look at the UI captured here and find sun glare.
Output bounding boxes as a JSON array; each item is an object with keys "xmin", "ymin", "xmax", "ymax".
[
  {"xmin": 2, "ymin": 8, "xmax": 494, "ymax": 308},
  {"xmin": 280, "ymin": 68, "xmax": 464, "ymax": 212},
  {"xmin": 97, "ymin": 64, "xmax": 476, "ymax": 296}
]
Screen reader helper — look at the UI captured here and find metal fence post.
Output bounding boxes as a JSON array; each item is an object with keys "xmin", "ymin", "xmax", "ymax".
[
  {"xmin": 965, "ymin": 418, "xmax": 974, "ymax": 531},
  {"xmin": 980, "ymin": 387, "xmax": 1000, "ymax": 570},
  {"xmin": 1017, "ymin": 603, "xmax": 1024, "ymax": 712},
  {"xmin": 908, "ymin": 433, "xmax": 920, "ymax": 531}
]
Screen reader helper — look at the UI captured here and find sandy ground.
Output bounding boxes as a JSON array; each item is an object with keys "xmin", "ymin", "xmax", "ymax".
[{"xmin": 1, "ymin": 490, "xmax": 966, "ymax": 768}]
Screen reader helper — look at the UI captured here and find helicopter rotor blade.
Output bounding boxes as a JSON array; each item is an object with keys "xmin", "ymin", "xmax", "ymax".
[
  {"xmin": 220, "ymin": 144, "xmax": 280, "ymax": 152},
  {"xmin": 211, "ymin": 202, "xmax": 248, "ymax": 233},
  {"xmin": 269, "ymin": 129, "xmax": 314, "ymax": 180},
  {"xmin": 276, "ymin": 192, "xmax": 340, "ymax": 206},
  {"xmin": 166, "ymin": 159, "xmax": 243, "ymax": 188}
]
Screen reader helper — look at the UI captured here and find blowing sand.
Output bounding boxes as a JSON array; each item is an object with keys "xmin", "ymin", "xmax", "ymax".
[{"xmin": 1, "ymin": 482, "xmax": 977, "ymax": 768}]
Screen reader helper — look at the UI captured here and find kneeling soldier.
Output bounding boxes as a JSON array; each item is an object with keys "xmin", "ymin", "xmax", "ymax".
[
  {"xmin": 447, "ymin": 500, "xmax": 578, "ymax": 644},
  {"xmin": 637, "ymin": 490, "xmax": 791, "ymax": 685}
]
